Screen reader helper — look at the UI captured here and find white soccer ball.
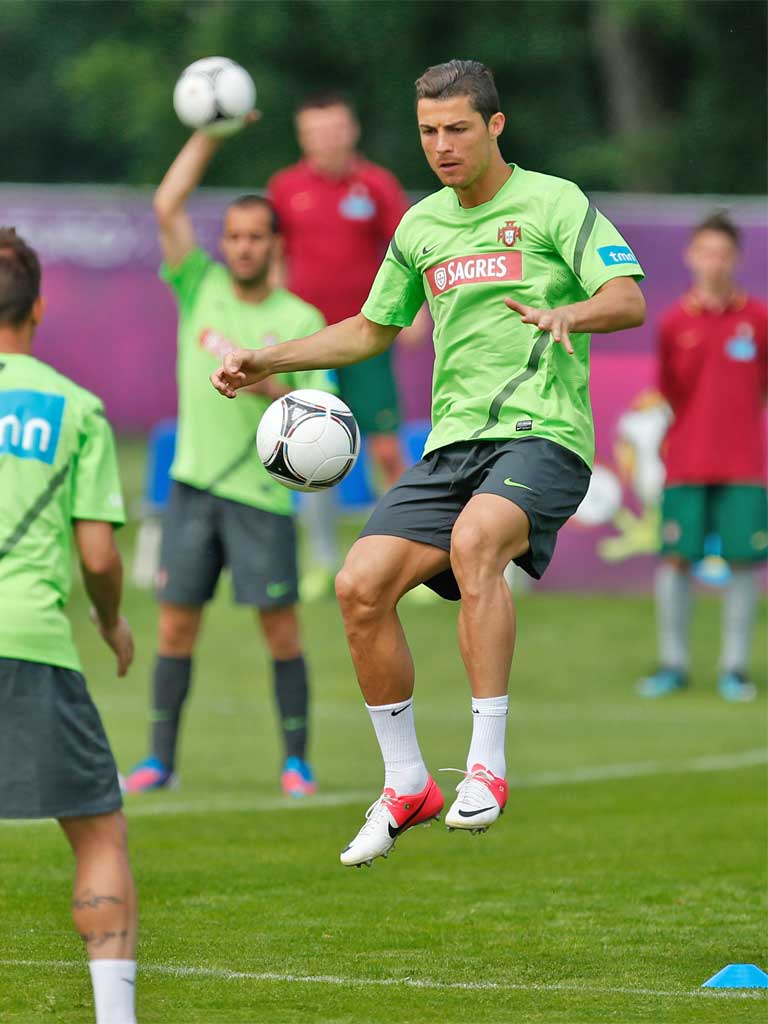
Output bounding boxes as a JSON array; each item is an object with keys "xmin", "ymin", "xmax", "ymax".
[
  {"xmin": 257, "ymin": 389, "xmax": 361, "ymax": 493},
  {"xmin": 173, "ymin": 57, "xmax": 256, "ymax": 137}
]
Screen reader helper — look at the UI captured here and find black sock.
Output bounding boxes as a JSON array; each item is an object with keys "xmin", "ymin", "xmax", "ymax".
[
  {"xmin": 273, "ymin": 656, "xmax": 309, "ymax": 760},
  {"xmin": 151, "ymin": 655, "xmax": 192, "ymax": 772}
]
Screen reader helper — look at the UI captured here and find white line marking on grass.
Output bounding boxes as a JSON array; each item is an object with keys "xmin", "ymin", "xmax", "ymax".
[
  {"xmin": 0, "ymin": 958, "xmax": 764, "ymax": 1001},
  {"xmin": 1, "ymin": 748, "xmax": 764, "ymax": 828}
]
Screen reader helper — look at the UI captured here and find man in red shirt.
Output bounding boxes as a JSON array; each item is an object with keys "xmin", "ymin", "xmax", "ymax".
[
  {"xmin": 639, "ymin": 213, "xmax": 767, "ymax": 701},
  {"xmin": 268, "ymin": 94, "xmax": 412, "ymax": 597}
]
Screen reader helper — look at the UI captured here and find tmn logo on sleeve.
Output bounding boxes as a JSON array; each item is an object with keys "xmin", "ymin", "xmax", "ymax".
[{"xmin": 0, "ymin": 390, "xmax": 66, "ymax": 464}]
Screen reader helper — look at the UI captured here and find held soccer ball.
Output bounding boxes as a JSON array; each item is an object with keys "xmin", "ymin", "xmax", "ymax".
[
  {"xmin": 173, "ymin": 57, "xmax": 256, "ymax": 137},
  {"xmin": 257, "ymin": 390, "xmax": 361, "ymax": 493}
]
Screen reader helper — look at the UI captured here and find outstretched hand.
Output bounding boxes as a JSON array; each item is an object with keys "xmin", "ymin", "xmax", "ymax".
[
  {"xmin": 504, "ymin": 297, "xmax": 575, "ymax": 354},
  {"xmin": 210, "ymin": 347, "xmax": 270, "ymax": 399}
]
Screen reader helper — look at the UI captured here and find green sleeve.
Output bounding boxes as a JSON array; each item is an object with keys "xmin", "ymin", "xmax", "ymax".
[
  {"xmin": 159, "ymin": 247, "xmax": 212, "ymax": 314},
  {"xmin": 550, "ymin": 183, "xmax": 644, "ymax": 296},
  {"xmin": 72, "ymin": 405, "xmax": 125, "ymax": 525},
  {"xmin": 361, "ymin": 230, "xmax": 424, "ymax": 328}
]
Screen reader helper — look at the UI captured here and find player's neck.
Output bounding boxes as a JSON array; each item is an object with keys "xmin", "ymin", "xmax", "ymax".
[
  {"xmin": 691, "ymin": 281, "xmax": 738, "ymax": 310},
  {"xmin": 307, "ymin": 154, "xmax": 356, "ymax": 180},
  {"xmin": 0, "ymin": 327, "xmax": 33, "ymax": 354},
  {"xmin": 455, "ymin": 157, "xmax": 512, "ymax": 209},
  {"xmin": 231, "ymin": 279, "xmax": 272, "ymax": 305}
]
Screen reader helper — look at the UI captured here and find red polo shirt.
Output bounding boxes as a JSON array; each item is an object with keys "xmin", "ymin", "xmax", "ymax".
[
  {"xmin": 658, "ymin": 291, "xmax": 767, "ymax": 484},
  {"xmin": 267, "ymin": 157, "xmax": 408, "ymax": 324}
]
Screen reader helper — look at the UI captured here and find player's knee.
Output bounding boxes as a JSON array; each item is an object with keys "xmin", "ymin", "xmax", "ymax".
[
  {"xmin": 335, "ymin": 564, "xmax": 382, "ymax": 624},
  {"xmin": 158, "ymin": 607, "xmax": 199, "ymax": 655},
  {"xmin": 260, "ymin": 608, "xmax": 301, "ymax": 660},
  {"xmin": 450, "ymin": 520, "xmax": 497, "ymax": 581}
]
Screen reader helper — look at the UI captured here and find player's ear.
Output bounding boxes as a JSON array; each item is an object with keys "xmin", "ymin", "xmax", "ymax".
[
  {"xmin": 488, "ymin": 112, "xmax": 505, "ymax": 140},
  {"xmin": 30, "ymin": 296, "xmax": 45, "ymax": 329}
]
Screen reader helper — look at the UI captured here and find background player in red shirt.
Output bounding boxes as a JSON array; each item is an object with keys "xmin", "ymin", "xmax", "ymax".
[
  {"xmin": 639, "ymin": 213, "xmax": 767, "ymax": 702},
  {"xmin": 268, "ymin": 94, "xmax": 418, "ymax": 599}
]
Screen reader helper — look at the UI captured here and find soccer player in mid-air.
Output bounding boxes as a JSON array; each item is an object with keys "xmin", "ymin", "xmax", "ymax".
[
  {"xmin": 211, "ymin": 60, "xmax": 646, "ymax": 866},
  {"xmin": 123, "ymin": 124, "xmax": 333, "ymax": 798},
  {"xmin": 0, "ymin": 229, "xmax": 138, "ymax": 1022}
]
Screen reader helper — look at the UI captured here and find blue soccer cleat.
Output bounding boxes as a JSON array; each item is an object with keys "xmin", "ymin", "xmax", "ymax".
[
  {"xmin": 637, "ymin": 667, "xmax": 687, "ymax": 698},
  {"xmin": 717, "ymin": 671, "xmax": 757, "ymax": 703},
  {"xmin": 121, "ymin": 755, "xmax": 177, "ymax": 794},
  {"xmin": 281, "ymin": 757, "xmax": 317, "ymax": 798}
]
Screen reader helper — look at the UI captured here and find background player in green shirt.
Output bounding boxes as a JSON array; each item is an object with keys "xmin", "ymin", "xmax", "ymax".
[
  {"xmin": 123, "ymin": 125, "xmax": 333, "ymax": 799},
  {"xmin": 0, "ymin": 229, "xmax": 138, "ymax": 1023},
  {"xmin": 211, "ymin": 61, "xmax": 646, "ymax": 866}
]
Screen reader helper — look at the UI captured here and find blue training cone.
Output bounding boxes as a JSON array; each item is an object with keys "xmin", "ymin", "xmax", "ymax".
[{"xmin": 702, "ymin": 964, "xmax": 768, "ymax": 988}]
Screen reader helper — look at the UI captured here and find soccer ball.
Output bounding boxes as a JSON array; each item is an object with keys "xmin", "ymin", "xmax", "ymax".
[
  {"xmin": 257, "ymin": 390, "xmax": 361, "ymax": 493},
  {"xmin": 173, "ymin": 57, "xmax": 256, "ymax": 137}
]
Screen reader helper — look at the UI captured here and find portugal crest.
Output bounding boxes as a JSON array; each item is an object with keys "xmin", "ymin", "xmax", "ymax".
[{"xmin": 497, "ymin": 220, "xmax": 521, "ymax": 247}]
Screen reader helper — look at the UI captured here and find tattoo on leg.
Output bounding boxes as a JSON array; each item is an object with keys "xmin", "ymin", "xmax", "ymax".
[
  {"xmin": 72, "ymin": 890, "xmax": 124, "ymax": 910},
  {"xmin": 78, "ymin": 929, "xmax": 129, "ymax": 948}
]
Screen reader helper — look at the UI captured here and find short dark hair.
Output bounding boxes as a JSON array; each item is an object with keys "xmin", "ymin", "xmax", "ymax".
[
  {"xmin": 692, "ymin": 211, "xmax": 741, "ymax": 248},
  {"xmin": 415, "ymin": 60, "xmax": 500, "ymax": 124},
  {"xmin": 295, "ymin": 91, "xmax": 356, "ymax": 118},
  {"xmin": 226, "ymin": 194, "xmax": 280, "ymax": 234},
  {"xmin": 0, "ymin": 227, "xmax": 41, "ymax": 327}
]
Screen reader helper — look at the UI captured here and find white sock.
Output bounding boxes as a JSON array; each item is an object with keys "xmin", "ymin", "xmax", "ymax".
[
  {"xmin": 467, "ymin": 695, "xmax": 508, "ymax": 777},
  {"xmin": 366, "ymin": 698, "xmax": 428, "ymax": 794},
  {"xmin": 655, "ymin": 563, "xmax": 692, "ymax": 671},
  {"xmin": 721, "ymin": 568, "xmax": 758, "ymax": 673},
  {"xmin": 89, "ymin": 959, "xmax": 136, "ymax": 1024}
]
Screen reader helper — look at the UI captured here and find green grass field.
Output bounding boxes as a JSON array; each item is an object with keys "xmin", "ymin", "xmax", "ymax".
[{"xmin": 1, "ymin": 441, "xmax": 766, "ymax": 1023}]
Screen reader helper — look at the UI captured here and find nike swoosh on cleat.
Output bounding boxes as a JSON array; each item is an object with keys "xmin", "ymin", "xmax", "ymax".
[
  {"xmin": 387, "ymin": 790, "xmax": 431, "ymax": 837},
  {"xmin": 391, "ymin": 704, "xmax": 411, "ymax": 716},
  {"xmin": 457, "ymin": 806, "xmax": 496, "ymax": 817}
]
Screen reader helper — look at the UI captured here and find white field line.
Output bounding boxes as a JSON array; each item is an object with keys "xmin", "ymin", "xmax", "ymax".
[
  {"xmin": 0, "ymin": 958, "xmax": 765, "ymax": 1001},
  {"xmin": 1, "ymin": 748, "xmax": 765, "ymax": 829}
]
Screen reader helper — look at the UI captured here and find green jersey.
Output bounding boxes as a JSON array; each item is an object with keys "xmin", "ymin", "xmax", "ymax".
[
  {"xmin": 0, "ymin": 354, "xmax": 124, "ymax": 671},
  {"xmin": 362, "ymin": 165, "xmax": 644, "ymax": 467},
  {"xmin": 161, "ymin": 248, "xmax": 334, "ymax": 515}
]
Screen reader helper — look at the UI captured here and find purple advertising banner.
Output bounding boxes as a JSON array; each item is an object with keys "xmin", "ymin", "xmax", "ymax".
[{"xmin": 1, "ymin": 185, "xmax": 765, "ymax": 589}]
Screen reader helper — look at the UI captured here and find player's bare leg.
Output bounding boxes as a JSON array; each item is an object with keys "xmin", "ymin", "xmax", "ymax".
[
  {"xmin": 124, "ymin": 604, "xmax": 203, "ymax": 793},
  {"xmin": 60, "ymin": 811, "xmax": 137, "ymax": 1024},
  {"xmin": 258, "ymin": 605, "xmax": 316, "ymax": 795},
  {"xmin": 335, "ymin": 536, "xmax": 449, "ymax": 865},
  {"xmin": 445, "ymin": 494, "xmax": 530, "ymax": 832}
]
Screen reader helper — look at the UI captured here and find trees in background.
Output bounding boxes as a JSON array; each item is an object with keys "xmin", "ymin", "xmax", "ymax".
[{"xmin": 1, "ymin": 0, "xmax": 764, "ymax": 193}]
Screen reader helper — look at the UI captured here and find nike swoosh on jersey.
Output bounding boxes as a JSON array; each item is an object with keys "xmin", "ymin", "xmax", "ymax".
[
  {"xmin": 458, "ymin": 806, "xmax": 497, "ymax": 818},
  {"xmin": 422, "ymin": 244, "xmax": 437, "ymax": 255},
  {"xmin": 503, "ymin": 479, "xmax": 533, "ymax": 490}
]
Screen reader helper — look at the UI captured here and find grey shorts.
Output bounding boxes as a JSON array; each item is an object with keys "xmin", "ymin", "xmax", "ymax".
[
  {"xmin": 0, "ymin": 657, "xmax": 122, "ymax": 820},
  {"xmin": 158, "ymin": 481, "xmax": 299, "ymax": 608},
  {"xmin": 360, "ymin": 437, "xmax": 591, "ymax": 599}
]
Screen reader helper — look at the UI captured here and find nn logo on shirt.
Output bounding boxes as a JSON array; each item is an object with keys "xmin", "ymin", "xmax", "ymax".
[
  {"xmin": 426, "ymin": 251, "xmax": 523, "ymax": 296},
  {"xmin": 597, "ymin": 245, "xmax": 638, "ymax": 267},
  {"xmin": 0, "ymin": 390, "xmax": 65, "ymax": 465}
]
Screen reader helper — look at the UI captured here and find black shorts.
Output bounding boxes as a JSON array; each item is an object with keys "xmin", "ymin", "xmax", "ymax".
[
  {"xmin": 0, "ymin": 658, "xmax": 122, "ymax": 820},
  {"xmin": 158, "ymin": 481, "xmax": 299, "ymax": 609},
  {"xmin": 360, "ymin": 437, "xmax": 591, "ymax": 599}
]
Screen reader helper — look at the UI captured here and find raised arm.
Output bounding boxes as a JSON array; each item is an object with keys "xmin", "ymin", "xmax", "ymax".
[
  {"xmin": 74, "ymin": 520, "xmax": 134, "ymax": 677},
  {"xmin": 153, "ymin": 132, "xmax": 223, "ymax": 267},
  {"xmin": 211, "ymin": 313, "xmax": 399, "ymax": 398}
]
